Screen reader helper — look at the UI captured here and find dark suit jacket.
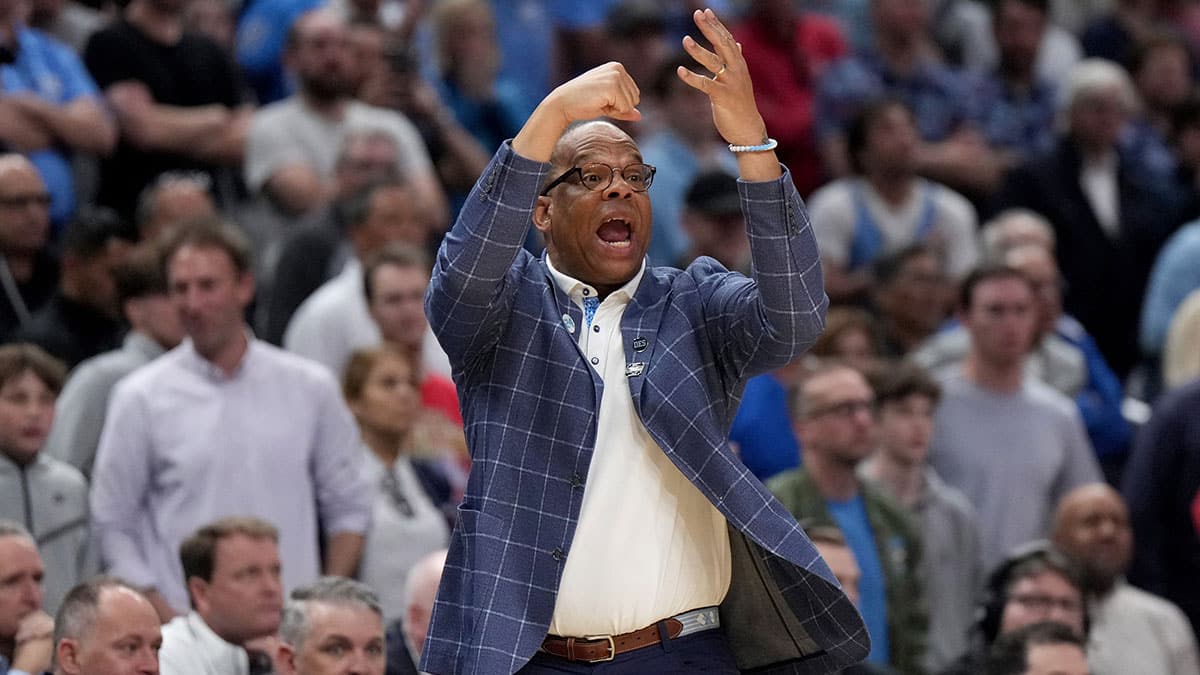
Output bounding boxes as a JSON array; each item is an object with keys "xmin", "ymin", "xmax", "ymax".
[{"xmin": 994, "ymin": 137, "xmax": 1178, "ymax": 377}]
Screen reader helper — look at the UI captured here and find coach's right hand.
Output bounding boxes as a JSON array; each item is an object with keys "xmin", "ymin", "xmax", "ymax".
[{"xmin": 513, "ymin": 62, "xmax": 641, "ymax": 162}]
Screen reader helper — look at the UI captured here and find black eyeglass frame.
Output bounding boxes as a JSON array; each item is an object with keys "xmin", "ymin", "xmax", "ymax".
[{"xmin": 540, "ymin": 162, "xmax": 657, "ymax": 196}]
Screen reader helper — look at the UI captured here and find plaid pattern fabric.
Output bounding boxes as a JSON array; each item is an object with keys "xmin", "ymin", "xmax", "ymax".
[{"xmin": 422, "ymin": 142, "xmax": 869, "ymax": 674}]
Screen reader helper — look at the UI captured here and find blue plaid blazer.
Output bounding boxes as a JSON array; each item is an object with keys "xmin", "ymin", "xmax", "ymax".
[{"xmin": 422, "ymin": 142, "xmax": 869, "ymax": 674}]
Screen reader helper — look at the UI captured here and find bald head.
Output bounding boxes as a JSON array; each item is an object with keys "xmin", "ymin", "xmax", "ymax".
[
  {"xmin": 1052, "ymin": 484, "xmax": 1131, "ymax": 593},
  {"xmin": 403, "ymin": 549, "xmax": 447, "ymax": 659},
  {"xmin": 0, "ymin": 154, "xmax": 50, "ymax": 257},
  {"xmin": 547, "ymin": 121, "xmax": 635, "ymax": 173}
]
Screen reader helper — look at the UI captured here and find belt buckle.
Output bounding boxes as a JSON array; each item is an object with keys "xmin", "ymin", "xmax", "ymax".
[{"xmin": 582, "ymin": 635, "xmax": 616, "ymax": 663}]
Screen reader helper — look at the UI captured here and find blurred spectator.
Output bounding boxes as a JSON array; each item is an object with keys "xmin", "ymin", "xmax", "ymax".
[
  {"xmin": 1124, "ymin": 32, "xmax": 1193, "ymax": 182},
  {"xmin": 276, "ymin": 577, "xmax": 386, "ymax": 675},
  {"xmin": 1122, "ymin": 376, "xmax": 1200, "ymax": 642},
  {"xmin": 677, "ymin": 169, "xmax": 748, "ymax": 272},
  {"xmin": 871, "ymin": 244, "xmax": 952, "ymax": 358},
  {"xmin": 184, "ymin": 0, "xmax": 235, "ymax": 54},
  {"xmin": 1081, "ymin": 0, "xmax": 1196, "ymax": 69},
  {"xmin": 134, "ymin": 172, "xmax": 219, "ymax": 244},
  {"xmin": 811, "ymin": 307, "xmax": 883, "ymax": 373},
  {"xmin": 83, "ymin": 0, "xmax": 252, "ymax": 220},
  {"xmin": 284, "ymin": 180, "xmax": 426, "ymax": 376},
  {"xmin": 261, "ymin": 129, "xmax": 401, "ymax": 344},
  {"xmin": 941, "ymin": 543, "xmax": 1087, "ymax": 675},
  {"xmin": 983, "ymin": 621, "xmax": 1089, "ymax": 675},
  {"xmin": 0, "ymin": 521, "xmax": 54, "ymax": 675},
  {"xmin": 0, "ymin": 156, "xmax": 57, "ymax": 343},
  {"xmin": 11, "ymin": 208, "xmax": 135, "ymax": 368},
  {"xmin": 917, "ymin": 238, "xmax": 1132, "ymax": 466},
  {"xmin": 27, "ymin": 0, "xmax": 104, "ymax": 54},
  {"xmin": 90, "ymin": 219, "xmax": 371, "ymax": 619},
  {"xmin": 1167, "ymin": 95, "xmax": 1200, "ymax": 224},
  {"xmin": 969, "ymin": 0, "xmax": 1062, "ymax": 172},
  {"xmin": 639, "ymin": 52, "xmax": 739, "ymax": 267},
  {"xmin": 363, "ymin": 244, "xmax": 456, "ymax": 409},
  {"xmin": 1049, "ymin": 0, "xmax": 1114, "ymax": 35},
  {"xmin": 769, "ymin": 364, "xmax": 926, "ymax": 673},
  {"xmin": 1162, "ymin": 288, "xmax": 1200, "ymax": 390},
  {"xmin": 733, "ymin": 0, "xmax": 847, "ymax": 196},
  {"xmin": 979, "ymin": 208, "xmax": 1056, "ymax": 255},
  {"xmin": 390, "ymin": 548, "xmax": 445, "ymax": 674},
  {"xmin": 860, "ymin": 362, "xmax": 982, "ymax": 673},
  {"xmin": 1051, "ymin": 484, "xmax": 1200, "ymax": 673},
  {"xmin": 430, "ymin": 0, "xmax": 525, "ymax": 153},
  {"xmin": 603, "ymin": 1, "xmax": 669, "ymax": 114},
  {"xmin": 233, "ymin": 0, "xmax": 322, "ymax": 104},
  {"xmin": 0, "ymin": 345, "xmax": 90, "ymax": 613},
  {"xmin": 43, "ymin": 246, "xmax": 184, "ymax": 478},
  {"xmin": 490, "ymin": 0, "xmax": 558, "ymax": 118},
  {"xmin": 809, "ymin": 100, "xmax": 977, "ymax": 303},
  {"xmin": 928, "ymin": 266, "xmax": 1101, "ymax": 570},
  {"xmin": 342, "ymin": 347, "xmax": 453, "ymax": 623},
  {"xmin": 729, "ymin": 353, "xmax": 807, "ymax": 483},
  {"xmin": 806, "ymin": 526, "xmax": 899, "ymax": 675},
  {"xmin": 244, "ymin": 9, "xmax": 445, "ymax": 227},
  {"xmin": 159, "ymin": 517, "xmax": 284, "ymax": 675},
  {"xmin": 1140, "ymin": 215, "xmax": 1200, "ymax": 361},
  {"xmin": 957, "ymin": 0, "xmax": 1082, "ymax": 93},
  {"xmin": 356, "ymin": 43, "xmax": 491, "ymax": 220},
  {"xmin": 52, "ymin": 577, "xmax": 162, "ymax": 675},
  {"xmin": 0, "ymin": 0, "xmax": 115, "ymax": 228},
  {"xmin": 814, "ymin": 0, "xmax": 992, "ymax": 197},
  {"xmin": 994, "ymin": 58, "xmax": 1178, "ymax": 378}
]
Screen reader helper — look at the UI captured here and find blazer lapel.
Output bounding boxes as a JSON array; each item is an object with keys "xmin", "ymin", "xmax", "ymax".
[{"xmin": 620, "ymin": 269, "xmax": 669, "ymax": 409}]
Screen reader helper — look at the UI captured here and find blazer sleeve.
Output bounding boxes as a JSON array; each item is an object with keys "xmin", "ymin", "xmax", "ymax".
[
  {"xmin": 695, "ymin": 167, "xmax": 829, "ymax": 379},
  {"xmin": 424, "ymin": 142, "xmax": 549, "ymax": 372}
]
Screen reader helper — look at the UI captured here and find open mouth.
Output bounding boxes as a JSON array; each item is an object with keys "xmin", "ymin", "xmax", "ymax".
[{"xmin": 596, "ymin": 218, "xmax": 632, "ymax": 248}]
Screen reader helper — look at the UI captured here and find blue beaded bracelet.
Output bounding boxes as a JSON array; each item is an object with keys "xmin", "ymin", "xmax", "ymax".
[{"xmin": 728, "ymin": 138, "xmax": 779, "ymax": 153}]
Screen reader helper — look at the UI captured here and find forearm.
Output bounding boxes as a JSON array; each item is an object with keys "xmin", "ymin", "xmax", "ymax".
[
  {"xmin": 119, "ymin": 103, "xmax": 230, "ymax": 153},
  {"xmin": 0, "ymin": 100, "xmax": 53, "ymax": 150},
  {"xmin": 24, "ymin": 98, "xmax": 116, "ymax": 154},
  {"xmin": 323, "ymin": 531, "xmax": 364, "ymax": 577},
  {"xmin": 193, "ymin": 106, "xmax": 252, "ymax": 164}
]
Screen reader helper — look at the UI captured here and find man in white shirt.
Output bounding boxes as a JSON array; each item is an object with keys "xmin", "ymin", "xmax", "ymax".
[
  {"xmin": 159, "ymin": 517, "xmax": 284, "ymax": 675},
  {"xmin": 1052, "ymin": 484, "xmax": 1200, "ymax": 675},
  {"xmin": 90, "ymin": 218, "xmax": 372, "ymax": 621}
]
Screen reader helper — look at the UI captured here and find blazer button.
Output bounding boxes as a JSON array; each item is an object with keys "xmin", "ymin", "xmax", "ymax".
[
  {"xmin": 552, "ymin": 547, "xmax": 565, "ymax": 562},
  {"xmin": 569, "ymin": 472, "xmax": 584, "ymax": 488}
]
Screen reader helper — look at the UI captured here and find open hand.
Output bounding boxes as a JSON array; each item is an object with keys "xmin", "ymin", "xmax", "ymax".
[{"xmin": 675, "ymin": 9, "xmax": 766, "ymax": 147}]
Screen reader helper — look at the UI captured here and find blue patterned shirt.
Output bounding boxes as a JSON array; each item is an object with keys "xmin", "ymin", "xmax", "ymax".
[{"xmin": 814, "ymin": 51, "xmax": 975, "ymax": 144}]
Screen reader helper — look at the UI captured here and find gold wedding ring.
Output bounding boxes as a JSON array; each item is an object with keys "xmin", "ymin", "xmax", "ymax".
[{"xmin": 713, "ymin": 63, "xmax": 727, "ymax": 80}]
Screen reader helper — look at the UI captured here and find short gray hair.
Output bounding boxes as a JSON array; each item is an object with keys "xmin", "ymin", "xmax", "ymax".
[
  {"xmin": 979, "ymin": 209, "xmax": 1056, "ymax": 260},
  {"xmin": 280, "ymin": 577, "xmax": 382, "ymax": 650},
  {"xmin": 53, "ymin": 576, "xmax": 144, "ymax": 646},
  {"xmin": 1060, "ymin": 58, "xmax": 1140, "ymax": 116}
]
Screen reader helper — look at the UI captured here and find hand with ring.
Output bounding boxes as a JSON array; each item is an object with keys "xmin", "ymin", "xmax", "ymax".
[{"xmin": 675, "ymin": 8, "xmax": 768, "ymax": 149}]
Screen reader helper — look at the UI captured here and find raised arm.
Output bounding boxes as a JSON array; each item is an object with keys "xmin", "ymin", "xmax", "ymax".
[
  {"xmin": 426, "ymin": 63, "xmax": 642, "ymax": 367},
  {"xmin": 676, "ymin": 9, "xmax": 828, "ymax": 375}
]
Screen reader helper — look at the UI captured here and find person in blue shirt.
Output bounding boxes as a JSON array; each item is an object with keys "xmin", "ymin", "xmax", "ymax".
[
  {"xmin": 0, "ymin": 2, "xmax": 114, "ymax": 229},
  {"xmin": 769, "ymin": 364, "xmax": 927, "ymax": 674}
]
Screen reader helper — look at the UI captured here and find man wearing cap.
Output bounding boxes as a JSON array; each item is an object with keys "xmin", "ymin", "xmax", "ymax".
[{"xmin": 675, "ymin": 169, "xmax": 750, "ymax": 273}]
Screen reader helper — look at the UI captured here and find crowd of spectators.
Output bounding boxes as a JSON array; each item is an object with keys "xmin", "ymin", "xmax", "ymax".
[{"xmin": 3, "ymin": 0, "xmax": 1200, "ymax": 673}]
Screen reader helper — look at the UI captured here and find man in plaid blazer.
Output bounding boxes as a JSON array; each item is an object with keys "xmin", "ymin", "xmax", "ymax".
[{"xmin": 422, "ymin": 9, "xmax": 868, "ymax": 674}]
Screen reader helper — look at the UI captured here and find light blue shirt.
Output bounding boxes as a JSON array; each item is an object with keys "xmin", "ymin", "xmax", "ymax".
[
  {"xmin": 1, "ymin": 25, "xmax": 102, "ymax": 225},
  {"xmin": 1140, "ymin": 220, "xmax": 1200, "ymax": 357},
  {"xmin": 828, "ymin": 493, "xmax": 890, "ymax": 665},
  {"xmin": 89, "ymin": 336, "xmax": 372, "ymax": 612}
]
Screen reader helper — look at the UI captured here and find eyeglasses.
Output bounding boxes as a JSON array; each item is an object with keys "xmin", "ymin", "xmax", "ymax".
[
  {"xmin": 379, "ymin": 471, "xmax": 414, "ymax": 518},
  {"xmin": 1008, "ymin": 593, "xmax": 1082, "ymax": 615},
  {"xmin": 0, "ymin": 193, "xmax": 51, "ymax": 209},
  {"xmin": 806, "ymin": 399, "xmax": 874, "ymax": 420},
  {"xmin": 540, "ymin": 162, "xmax": 656, "ymax": 196}
]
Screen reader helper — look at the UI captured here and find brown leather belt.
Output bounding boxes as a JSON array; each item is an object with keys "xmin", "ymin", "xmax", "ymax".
[{"xmin": 540, "ymin": 607, "xmax": 721, "ymax": 663}]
